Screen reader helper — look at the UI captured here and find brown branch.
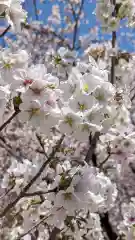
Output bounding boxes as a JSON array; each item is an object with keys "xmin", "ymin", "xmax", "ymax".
[
  {"xmin": 0, "ymin": 25, "xmax": 11, "ymax": 38},
  {"xmin": 22, "ymin": 134, "xmax": 64, "ymax": 193},
  {"xmin": 84, "ymin": 133, "xmax": 118, "ymax": 240},
  {"xmin": 84, "ymin": 132, "xmax": 100, "ymax": 166},
  {"xmin": 110, "ymin": 31, "xmax": 116, "ymax": 84},
  {"xmin": 22, "ymin": 23, "xmax": 72, "ymax": 50},
  {"xmin": 0, "ymin": 185, "xmax": 14, "ymax": 200},
  {"xmin": 99, "ymin": 152, "xmax": 111, "ymax": 168},
  {"xmin": 0, "ymin": 109, "xmax": 20, "ymax": 132},
  {"xmin": 48, "ymin": 227, "xmax": 60, "ymax": 240},
  {"xmin": 0, "ymin": 141, "xmax": 22, "ymax": 162},
  {"xmin": 72, "ymin": 0, "xmax": 84, "ymax": 50},
  {"xmin": 23, "ymin": 188, "xmax": 56, "ymax": 197},
  {"xmin": 36, "ymin": 133, "xmax": 48, "ymax": 159},
  {"xmin": 69, "ymin": 1, "xmax": 77, "ymax": 21},
  {"xmin": 16, "ymin": 214, "xmax": 51, "ymax": 240},
  {"xmin": 0, "ymin": 134, "xmax": 64, "ymax": 218},
  {"xmin": 110, "ymin": 0, "xmax": 116, "ymax": 84},
  {"xmin": 129, "ymin": 162, "xmax": 135, "ymax": 174},
  {"xmin": 131, "ymin": 93, "xmax": 135, "ymax": 102},
  {"xmin": 100, "ymin": 213, "xmax": 118, "ymax": 240}
]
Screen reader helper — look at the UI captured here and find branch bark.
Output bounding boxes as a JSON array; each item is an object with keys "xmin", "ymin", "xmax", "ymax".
[
  {"xmin": 22, "ymin": 23, "xmax": 72, "ymax": 50},
  {"xmin": 100, "ymin": 213, "xmax": 118, "ymax": 240},
  {"xmin": 0, "ymin": 109, "xmax": 20, "ymax": 132},
  {"xmin": 48, "ymin": 227, "xmax": 60, "ymax": 240},
  {"xmin": 0, "ymin": 134, "xmax": 64, "ymax": 218},
  {"xmin": 84, "ymin": 132, "xmax": 100, "ymax": 166},
  {"xmin": 0, "ymin": 25, "xmax": 11, "ymax": 38},
  {"xmin": 72, "ymin": 0, "xmax": 84, "ymax": 50},
  {"xmin": 16, "ymin": 215, "xmax": 50, "ymax": 240},
  {"xmin": 110, "ymin": 0, "xmax": 116, "ymax": 84}
]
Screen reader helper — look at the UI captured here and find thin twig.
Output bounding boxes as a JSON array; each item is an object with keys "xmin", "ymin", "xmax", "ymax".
[
  {"xmin": 23, "ymin": 188, "xmax": 56, "ymax": 197},
  {"xmin": 0, "ymin": 110, "xmax": 20, "ymax": 132},
  {"xmin": 0, "ymin": 185, "xmax": 14, "ymax": 200},
  {"xmin": 22, "ymin": 23, "xmax": 72, "ymax": 50},
  {"xmin": 110, "ymin": 0, "xmax": 116, "ymax": 84},
  {"xmin": 99, "ymin": 153, "xmax": 111, "ymax": 168},
  {"xmin": 69, "ymin": 1, "xmax": 77, "ymax": 21},
  {"xmin": 22, "ymin": 134, "xmax": 64, "ymax": 193},
  {"xmin": 16, "ymin": 214, "xmax": 51, "ymax": 240},
  {"xmin": 72, "ymin": 0, "xmax": 84, "ymax": 50},
  {"xmin": 110, "ymin": 31, "xmax": 116, "ymax": 84},
  {"xmin": 0, "ymin": 140, "xmax": 23, "ymax": 162},
  {"xmin": 84, "ymin": 132, "xmax": 100, "ymax": 165},
  {"xmin": 36, "ymin": 133, "xmax": 48, "ymax": 159},
  {"xmin": 0, "ymin": 134, "xmax": 64, "ymax": 218},
  {"xmin": 0, "ymin": 25, "xmax": 11, "ymax": 38}
]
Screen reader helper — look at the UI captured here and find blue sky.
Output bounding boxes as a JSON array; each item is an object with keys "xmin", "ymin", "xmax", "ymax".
[
  {"xmin": 0, "ymin": 0, "xmax": 135, "ymax": 52},
  {"xmin": 22, "ymin": 0, "xmax": 135, "ymax": 52}
]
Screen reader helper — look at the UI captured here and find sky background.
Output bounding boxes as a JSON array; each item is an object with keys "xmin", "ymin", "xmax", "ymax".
[{"xmin": 0, "ymin": 0, "xmax": 135, "ymax": 52}]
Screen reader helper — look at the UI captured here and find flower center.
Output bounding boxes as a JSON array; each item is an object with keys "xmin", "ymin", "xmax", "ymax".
[
  {"xmin": 65, "ymin": 116, "xmax": 74, "ymax": 127},
  {"xmin": 23, "ymin": 79, "xmax": 33, "ymax": 86},
  {"xmin": 63, "ymin": 192, "xmax": 72, "ymax": 200},
  {"xmin": 78, "ymin": 102, "xmax": 86, "ymax": 111}
]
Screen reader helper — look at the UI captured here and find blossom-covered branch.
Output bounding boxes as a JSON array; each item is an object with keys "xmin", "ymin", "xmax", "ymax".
[{"xmin": 0, "ymin": 134, "xmax": 64, "ymax": 217}]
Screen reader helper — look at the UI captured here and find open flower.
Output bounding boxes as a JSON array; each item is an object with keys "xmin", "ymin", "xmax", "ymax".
[
  {"xmin": 21, "ymin": 80, "xmax": 49, "ymax": 104},
  {"xmin": 6, "ymin": 0, "xmax": 27, "ymax": 32},
  {"xmin": 0, "ymin": 49, "xmax": 28, "ymax": 84},
  {"xmin": 69, "ymin": 93, "xmax": 95, "ymax": 113},
  {"xmin": 59, "ymin": 108, "xmax": 82, "ymax": 135},
  {"xmin": 18, "ymin": 100, "xmax": 45, "ymax": 127},
  {"xmin": 0, "ymin": 0, "xmax": 10, "ymax": 14}
]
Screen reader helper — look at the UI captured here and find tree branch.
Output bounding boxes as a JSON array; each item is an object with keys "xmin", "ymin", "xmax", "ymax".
[
  {"xmin": 99, "ymin": 152, "xmax": 111, "ymax": 169},
  {"xmin": 22, "ymin": 23, "xmax": 72, "ymax": 50},
  {"xmin": 0, "ymin": 185, "xmax": 15, "ymax": 200},
  {"xmin": 100, "ymin": 213, "xmax": 118, "ymax": 240},
  {"xmin": 16, "ymin": 214, "xmax": 51, "ymax": 240},
  {"xmin": 72, "ymin": 0, "xmax": 84, "ymax": 50},
  {"xmin": 0, "ymin": 109, "xmax": 20, "ymax": 132},
  {"xmin": 36, "ymin": 133, "xmax": 48, "ymax": 159},
  {"xmin": 110, "ymin": 0, "xmax": 116, "ymax": 84},
  {"xmin": 84, "ymin": 132, "xmax": 100, "ymax": 166},
  {"xmin": 23, "ymin": 188, "xmax": 56, "ymax": 197},
  {"xmin": 48, "ymin": 227, "xmax": 60, "ymax": 240},
  {"xmin": 0, "ymin": 134, "xmax": 64, "ymax": 218},
  {"xmin": 0, "ymin": 25, "xmax": 11, "ymax": 38}
]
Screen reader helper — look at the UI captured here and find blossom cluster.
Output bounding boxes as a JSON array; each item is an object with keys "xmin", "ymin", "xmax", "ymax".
[
  {"xmin": 0, "ymin": 45, "xmax": 133, "ymax": 240},
  {"xmin": 96, "ymin": 0, "xmax": 135, "ymax": 31},
  {"xmin": 0, "ymin": 0, "xmax": 27, "ymax": 32},
  {"xmin": 0, "ymin": 0, "xmax": 135, "ymax": 240}
]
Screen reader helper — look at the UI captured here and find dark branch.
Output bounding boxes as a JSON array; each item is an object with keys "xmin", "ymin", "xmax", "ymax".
[
  {"xmin": 22, "ymin": 23, "xmax": 72, "ymax": 50},
  {"xmin": 0, "ymin": 25, "xmax": 11, "ymax": 38},
  {"xmin": 72, "ymin": 0, "xmax": 84, "ymax": 50},
  {"xmin": 0, "ymin": 109, "xmax": 20, "ymax": 132},
  {"xmin": 100, "ymin": 213, "xmax": 118, "ymax": 240},
  {"xmin": 0, "ymin": 134, "xmax": 64, "ymax": 218},
  {"xmin": 36, "ymin": 133, "xmax": 48, "ymax": 159},
  {"xmin": 110, "ymin": 0, "xmax": 116, "ymax": 84},
  {"xmin": 48, "ymin": 227, "xmax": 60, "ymax": 240},
  {"xmin": 23, "ymin": 188, "xmax": 56, "ymax": 197},
  {"xmin": 84, "ymin": 132, "xmax": 100, "ymax": 166},
  {"xmin": 16, "ymin": 215, "xmax": 50, "ymax": 240}
]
